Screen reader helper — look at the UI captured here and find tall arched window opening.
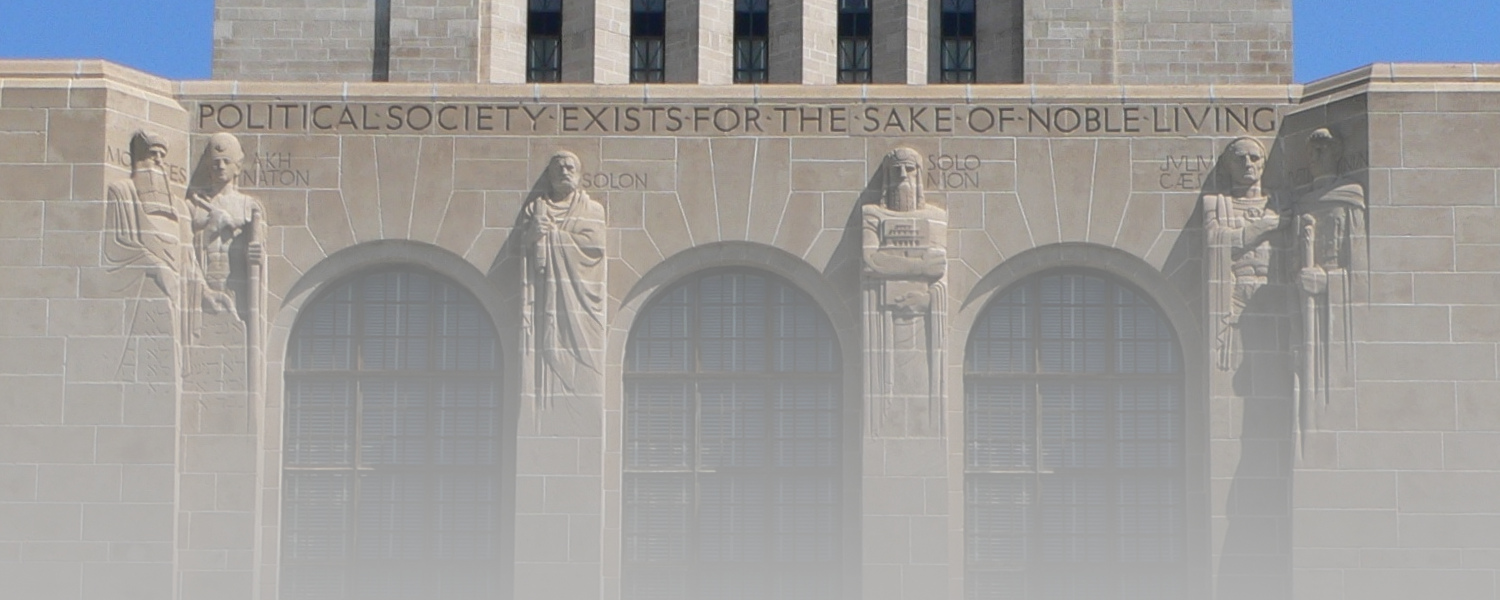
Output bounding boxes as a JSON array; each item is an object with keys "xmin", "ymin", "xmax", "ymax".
[
  {"xmin": 281, "ymin": 269, "xmax": 504, "ymax": 599},
  {"xmin": 965, "ymin": 271, "xmax": 1186, "ymax": 599},
  {"xmin": 623, "ymin": 270, "xmax": 843, "ymax": 600}
]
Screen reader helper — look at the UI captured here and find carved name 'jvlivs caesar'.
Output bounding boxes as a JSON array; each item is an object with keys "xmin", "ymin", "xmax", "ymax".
[{"xmin": 863, "ymin": 147, "xmax": 949, "ymax": 437}]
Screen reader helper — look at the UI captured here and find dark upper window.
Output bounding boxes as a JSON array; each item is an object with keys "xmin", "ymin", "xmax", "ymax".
[
  {"xmin": 527, "ymin": 0, "xmax": 563, "ymax": 82},
  {"xmin": 940, "ymin": 0, "xmax": 977, "ymax": 83},
  {"xmin": 631, "ymin": 0, "xmax": 667, "ymax": 83},
  {"xmin": 373, "ymin": 0, "xmax": 392, "ymax": 81},
  {"xmin": 965, "ymin": 272, "xmax": 1187, "ymax": 600},
  {"xmin": 281, "ymin": 270, "xmax": 504, "ymax": 600},
  {"xmin": 623, "ymin": 270, "xmax": 843, "ymax": 600},
  {"xmin": 734, "ymin": 0, "xmax": 770, "ymax": 83},
  {"xmin": 837, "ymin": 0, "xmax": 872, "ymax": 83}
]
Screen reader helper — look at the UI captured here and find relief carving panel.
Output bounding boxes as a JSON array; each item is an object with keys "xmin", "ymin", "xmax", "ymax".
[
  {"xmin": 864, "ymin": 148, "xmax": 948, "ymax": 437},
  {"xmin": 523, "ymin": 151, "xmax": 608, "ymax": 406},
  {"xmin": 1294, "ymin": 128, "xmax": 1366, "ymax": 442},
  {"xmin": 1203, "ymin": 137, "xmax": 1279, "ymax": 373}
]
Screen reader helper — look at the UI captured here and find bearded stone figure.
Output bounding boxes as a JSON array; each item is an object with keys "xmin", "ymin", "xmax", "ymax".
[
  {"xmin": 862, "ymin": 147, "xmax": 948, "ymax": 437},
  {"xmin": 106, "ymin": 132, "xmax": 194, "ymax": 299},
  {"xmin": 189, "ymin": 132, "xmax": 264, "ymax": 316},
  {"xmin": 1203, "ymin": 137, "xmax": 1280, "ymax": 372},
  {"xmin": 523, "ymin": 151, "xmax": 607, "ymax": 404}
]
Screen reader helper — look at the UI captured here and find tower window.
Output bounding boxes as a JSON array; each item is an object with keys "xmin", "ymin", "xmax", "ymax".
[
  {"xmin": 631, "ymin": 0, "xmax": 667, "ymax": 83},
  {"xmin": 734, "ymin": 0, "xmax": 770, "ymax": 83},
  {"xmin": 527, "ymin": 0, "xmax": 563, "ymax": 82},
  {"xmin": 373, "ymin": 0, "xmax": 392, "ymax": 81},
  {"xmin": 837, "ymin": 0, "xmax": 872, "ymax": 83},
  {"xmin": 940, "ymin": 0, "xmax": 976, "ymax": 83}
]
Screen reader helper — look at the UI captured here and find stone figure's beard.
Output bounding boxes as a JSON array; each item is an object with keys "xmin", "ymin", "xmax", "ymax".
[
  {"xmin": 134, "ymin": 167, "xmax": 172, "ymax": 207},
  {"xmin": 889, "ymin": 180, "xmax": 920, "ymax": 212}
]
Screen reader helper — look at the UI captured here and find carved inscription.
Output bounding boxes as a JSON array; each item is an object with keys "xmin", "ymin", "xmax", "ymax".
[
  {"xmin": 1158, "ymin": 155, "xmax": 1216, "ymax": 190},
  {"xmin": 579, "ymin": 172, "xmax": 648, "ymax": 190},
  {"xmin": 238, "ymin": 152, "xmax": 312, "ymax": 188},
  {"xmin": 107, "ymin": 144, "xmax": 188, "ymax": 184},
  {"xmin": 198, "ymin": 102, "xmax": 1279, "ymax": 137},
  {"xmin": 925, "ymin": 154, "xmax": 982, "ymax": 190}
]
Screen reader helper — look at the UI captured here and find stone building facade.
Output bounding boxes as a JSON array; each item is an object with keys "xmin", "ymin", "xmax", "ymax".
[{"xmin": 0, "ymin": 2, "xmax": 1497, "ymax": 600}]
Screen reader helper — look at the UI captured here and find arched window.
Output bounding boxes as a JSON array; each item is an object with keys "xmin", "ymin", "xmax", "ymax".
[
  {"xmin": 623, "ymin": 270, "xmax": 843, "ymax": 600},
  {"xmin": 281, "ymin": 269, "xmax": 504, "ymax": 599},
  {"xmin": 965, "ymin": 271, "xmax": 1186, "ymax": 599}
]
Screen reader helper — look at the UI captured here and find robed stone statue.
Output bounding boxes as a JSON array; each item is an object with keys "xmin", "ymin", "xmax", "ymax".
[
  {"xmin": 862, "ymin": 147, "xmax": 948, "ymax": 437},
  {"xmin": 1294, "ymin": 127, "xmax": 1367, "ymax": 443},
  {"xmin": 523, "ymin": 151, "xmax": 607, "ymax": 405}
]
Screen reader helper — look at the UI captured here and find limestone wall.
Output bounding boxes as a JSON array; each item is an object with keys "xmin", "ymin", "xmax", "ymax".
[
  {"xmin": 4, "ymin": 59, "xmax": 1500, "ymax": 600},
  {"xmin": 0, "ymin": 61, "xmax": 187, "ymax": 599},
  {"xmin": 214, "ymin": 0, "xmax": 480, "ymax": 83},
  {"xmin": 1288, "ymin": 64, "xmax": 1500, "ymax": 600}
]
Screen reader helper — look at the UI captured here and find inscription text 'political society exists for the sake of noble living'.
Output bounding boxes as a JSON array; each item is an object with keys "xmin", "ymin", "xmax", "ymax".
[{"xmin": 198, "ymin": 102, "xmax": 1279, "ymax": 137}]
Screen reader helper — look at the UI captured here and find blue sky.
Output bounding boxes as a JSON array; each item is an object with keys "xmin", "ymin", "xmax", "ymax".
[{"xmin": 0, "ymin": 0, "xmax": 1496, "ymax": 83}]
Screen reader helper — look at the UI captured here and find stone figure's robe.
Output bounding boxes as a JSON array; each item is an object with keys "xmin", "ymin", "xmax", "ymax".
[
  {"xmin": 1294, "ymin": 175, "xmax": 1366, "ymax": 430},
  {"xmin": 861, "ymin": 203, "xmax": 947, "ymax": 436},
  {"xmin": 524, "ymin": 189, "xmax": 607, "ymax": 400},
  {"xmin": 106, "ymin": 169, "xmax": 191, "ymax": 295}
]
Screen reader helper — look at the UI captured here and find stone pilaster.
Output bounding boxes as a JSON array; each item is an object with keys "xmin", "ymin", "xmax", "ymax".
[
  {"xmin": 873, "ymin": 0, "xmax": 927, "ymax": 84},
  {"xmin": 976, "ymin": 0, "xmax": 1024, "ymax": 83},
  {"xmin": 513, "ymin": 152, "xmax": 609, "ymax": 600},
  {"xmin": 563, "ymin": 0, "xmax": 631, "ymax": 84},
  {"xmin": 481, "ymin": 0, "xmax": 528, "ymax": 83},
  {"xmin": 666, "ymin": 0, "xmax": 734, "ymax": 84},
  {"xmin": 860, "ymin": 148, "xmax": 950, "ymax": 600},
  {"xmin": 769, "ymin": 0, "xmax": 837, "ymax": 84}
]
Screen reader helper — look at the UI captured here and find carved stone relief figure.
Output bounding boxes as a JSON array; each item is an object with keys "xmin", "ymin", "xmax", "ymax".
[
  {"xmin": 863, "ymin": 147, "xmax": 948, "ymax": 437},
  {"xmin": 181, "ymin": 132, "xmax": 267, "ymax": 406},
  {"xmin": 522, "ymin": 151, "xmax": 607, "ymax": 406},
  {"xmin": 189, "ymin": 132, "xmax": 265, "ymax": 317},
  {"xmin": 1203, "ymin": 137, "xmax": 1280, "ymax": 372},
  {"xmin": 106, "ymin": 131, "xmax": 205, "ymax": 376},
  {"xmin": 107, "ymin": 131, "xmax": 194, "ymax": 302},
  {"xmin": 1294, "ymin": 128, "xmax": 1366, "ymax": 442}
]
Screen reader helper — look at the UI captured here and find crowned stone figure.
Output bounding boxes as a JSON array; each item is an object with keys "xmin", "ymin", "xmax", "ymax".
[
  {"xmin": 189, "ymin": 132, "xmax": 264, "ymax": 316},
  {"xmin": 862, "ymin": 147, "xmax": 948, "ymax": 437}
]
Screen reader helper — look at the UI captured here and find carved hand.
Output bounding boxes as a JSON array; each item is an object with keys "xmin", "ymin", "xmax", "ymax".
[
  {"xmin": 1299, "ymin": 266, "xmax": 1328, "ymax": 295},
  {"xmin": 1245, "ymin": 210, "xmax": 1281, "ymax": 241},
  {"xmin": 921, "ymin": 248, "xmax": 947, "ymax": 278}
]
